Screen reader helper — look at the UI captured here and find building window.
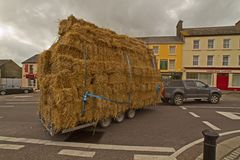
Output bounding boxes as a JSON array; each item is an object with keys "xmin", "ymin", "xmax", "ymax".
[
  {"xmin": 186, "ymin": 73, "xmax": 198, "ymax": 79},
  {"xmin": 193, "ymin": 55, "xmax": 199, "ymax": 66},
  {"xmin": 222, "ymin": 55, "xmax": 229, "ymax": 66},
  {"xmin": 160, "ymin": 60, "xmax": 168, "ymax": 70},
  {"xmin": 208, "ymin": 39, "xmax": 214, "ymax": 49},
  {"xmin": 186, "ymin": 73, "xmax": 213, "ymax": 85},
  {"xmin": 29, "ymin": 65, "xmax": 34, "ymax": 74},
  {"xmin": 24, "ymin": 64, "xmax": 28, "ymax": 73},
  {"xmin": 223, "ymin": 39, "xmax": 230, "ymax": 48},
  {"xmin": 169, "ymin": 46, "xmax": 176, "ymax": 55},
  {"xmin": 232, "ymin": 74, "xmax": 240, "ymax": 87},
  {"xmin": 207, "ymin": 55, "xmax": 214, "ymax": 66},
  {"xmin": 28, "ymin": 79, "xmax": 35, "ymax": 87},
  {"xmin": 169, "ymin": 60, "xmax": 175, "ymax": 70},
  {"xmin": 153, "ymin": 46, "xmax": 159, "ymax": 55},
  {"xmin": 193, "ymin": 40, "xmax": 200, "ymax": 49}
]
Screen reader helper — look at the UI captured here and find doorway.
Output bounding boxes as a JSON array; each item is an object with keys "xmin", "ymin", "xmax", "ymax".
[{"xmin": 217, "ymin": 73, "xmax": 229, "ymax": 90}]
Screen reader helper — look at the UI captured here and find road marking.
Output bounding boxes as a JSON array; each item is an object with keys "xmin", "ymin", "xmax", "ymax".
[
  {"xmin": 0, "ymin": 105, "xmax": 15, "ymax": 108},
  {"xmin": 14, "ymin": 96, "xmax": 32, "ymax": 98},
  {"xmin": 134, "ymin": 154, "xmax": 176, "ymax": 160},
  {"xmin": 184, "ymin": 106, "xmax": 240, "ymax": 109},
  {"xmin": 202, "ymin": 121, "xmax": 221, "ymax": 130},
  {"xmin": 180, "ymin": 106, "xmax": 187, "ymax": 110},
  {"xmin": 58, "ymin": 149, "xmax": 95, "ymax": 157},
  {"xmin": 216, "ymin": 111, "xmax": 240, "ymax": 120},
  {"xmin": 171, "ymin": 129, "xmax": 240, "ymax": 158},
  {"xmin": 189, "ymin": 112, "xmax": 200, "ymax": 118},
  {"xmin": 5, "ymin": 102, "xmax": 39, "ymax": 105},
  {"xmin": 0, "ymin": 136, "xmax": 175, "ymax": 153},
  {"xmin": 0, "ymin": 144, "xmax": 24, "ymax": 150},
  {"xmin": 0, "ymin": 116, "xmax": 3, "ymax": 119}
]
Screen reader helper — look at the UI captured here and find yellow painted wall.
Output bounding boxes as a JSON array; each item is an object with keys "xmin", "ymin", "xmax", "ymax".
[
  {"xmin": 148, "ymin": 43, "xmax": 183, "ymax": 72},
  {"xmin": 183, "ymin": 35, "xmax": 240, "ymax": 67}
]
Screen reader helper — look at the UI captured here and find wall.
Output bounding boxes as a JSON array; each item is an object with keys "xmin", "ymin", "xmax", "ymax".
[
  {"xmin": 148, "ymin": 43, "xmax": 183, "ymax": 72},
  {"xmin": 0, "ymin": 61, "xmax": 21, "ymax": 78},
  {"xmin": 183, "ymin": 35, "xmax": 240, "ymax": 67}
]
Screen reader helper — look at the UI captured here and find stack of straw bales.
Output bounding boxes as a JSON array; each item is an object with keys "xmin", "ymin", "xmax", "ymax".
[{"xmin": 38, "ymin": 15, "xmax": 161, "ymax": 135}]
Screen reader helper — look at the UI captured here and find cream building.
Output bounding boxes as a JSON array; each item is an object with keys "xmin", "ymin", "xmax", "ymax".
[
  {"xmin": 22, "ymin": 54, "xmax": 39, "ymax": 90},
  {"xmin": 177, "ymin": 20, "xmax": 240, "ymax": 90}
]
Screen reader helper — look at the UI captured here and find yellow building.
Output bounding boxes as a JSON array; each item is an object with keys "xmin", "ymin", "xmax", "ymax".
[
  {"xmin": 139, "ymin": 36, "xmax": 183, "ymax": 79},
  {"xmin": 177, "ymin": 20, "xmax": 240, "ymax": 90}
]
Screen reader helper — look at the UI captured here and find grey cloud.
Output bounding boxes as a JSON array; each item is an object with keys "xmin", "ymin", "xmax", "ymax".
[{"xmin": 0, "ymin": 0, "xmax": 239, "ymax": 65}]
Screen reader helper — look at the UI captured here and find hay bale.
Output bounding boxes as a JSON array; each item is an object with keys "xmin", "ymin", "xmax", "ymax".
[{"xmin": 38, "ymin": 15, "xmax": 161, "ymax": 135}]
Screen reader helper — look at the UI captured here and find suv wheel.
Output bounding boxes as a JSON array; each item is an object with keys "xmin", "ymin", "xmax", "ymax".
[
  {"xmin": 209, "ymin": 94, "xmax": 220, "ymax": 104},
  {"xmin": 0, "ymin": 91, "xmax": 6, "ymax": 95},
  {"xmin": 173, "ymin": 94, "xmax": 184, "ymax": 106}
]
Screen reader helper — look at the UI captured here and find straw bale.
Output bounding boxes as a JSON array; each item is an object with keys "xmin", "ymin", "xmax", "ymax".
[{"xmin": 38, "ymin": 15, "xmax": 161, "ymax": 135}]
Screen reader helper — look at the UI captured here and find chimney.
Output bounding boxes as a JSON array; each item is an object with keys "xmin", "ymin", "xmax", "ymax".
[
  {"xmin": 235, "ymin": 20, "xmax": 240, "ymax": 29},
  {"xmin": 176, "ymin": 20, "xmax": 183, "ymax": 37}
]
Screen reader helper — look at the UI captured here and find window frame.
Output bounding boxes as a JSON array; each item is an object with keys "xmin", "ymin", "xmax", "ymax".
[
  {"xmin": 193, "ymin": 55, "xmax": 199, "ymax": 66},
  {"xmin": 29, "ymin": 65, "xmax": 34, "ymax": 74},
  {"xmin": 193, "ymin": 40, "xmax": 200, "ymax": 49},
  {"xmin": 169, "ymin": 59, "xmax": 176, "ymax": 70},
  {"xmin": 152, "ymin": 46, "xmax": 159, "ymax": 55},
  {"xmin": 208, "ymin": 39, "xmax": 214, "ymax": 49},
  {"xmin": 160, "ymin": 59, "xmax": 168, "ymax": 70},
  {"xmin": 222, "ymin": 55, "xmax": 229, "ymax": 66},
  {"xmin": 207, "ymin": 55, "xmax": 214, "ymax": 66},
  {"xmin": 223, "ymin": 39, "xmax": 230, "ymax": 49},
  {"xmin": 169, "ymin": 46, "xmax": 176, "ymax": 55}
]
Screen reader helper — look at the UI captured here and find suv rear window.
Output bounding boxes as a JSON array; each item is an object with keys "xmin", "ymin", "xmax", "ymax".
[
  {"xmin": 165, "ymin": 80, "xmax": 184, "ymax": 87},
  {"xmin": 185, "ymin": 81, "xmax": 197, "ymax": 87}
]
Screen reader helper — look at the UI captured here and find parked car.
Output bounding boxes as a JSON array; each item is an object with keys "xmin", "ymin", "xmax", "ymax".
[
  {"xmin": 0, "ymin": 86, "xmax": 34, "ymax": 95},
  {"xmin": 161, "ymin": 80, "xmax": 222, "ymax": 105}
]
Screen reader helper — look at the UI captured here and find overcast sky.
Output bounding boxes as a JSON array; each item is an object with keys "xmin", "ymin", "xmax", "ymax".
[{"xmin": 0, "ymin": 0, "xmax": 239, "ymax": 65}]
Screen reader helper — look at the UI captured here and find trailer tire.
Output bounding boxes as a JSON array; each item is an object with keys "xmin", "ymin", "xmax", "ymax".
[
  {"xmin": 126, "ymin": 109, "xmax": 136, "ymax": 119},
  {"xmin": 99, "ymin": 118, "xmax": 112, "ymax": 128},
  {"xmin": 114, "ymin": 112, "xmax": 125, "ymax": 123}
]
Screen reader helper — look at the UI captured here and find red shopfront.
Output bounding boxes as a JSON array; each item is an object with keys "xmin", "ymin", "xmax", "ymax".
[{"xmin": 185, "ymin": 67, "xmax": 240, "ymax": 91}]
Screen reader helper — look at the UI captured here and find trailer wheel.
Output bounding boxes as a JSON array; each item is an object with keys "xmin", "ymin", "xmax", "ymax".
[
  {"xmin": 114, "ymin": 112, "xmax": 125, "ymax": 123},
  {"xmin": 127, "ymin": 109, "xmax": 136, "ymax": 119},
  {"xmin": 99, "ymin": 118, "xmax": 112, "ymax": 128}
]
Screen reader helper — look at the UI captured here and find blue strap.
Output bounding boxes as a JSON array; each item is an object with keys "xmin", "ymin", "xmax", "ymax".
[{"xmin": 81, "ymin": 91, "xmax": 130, "ymax": 115}]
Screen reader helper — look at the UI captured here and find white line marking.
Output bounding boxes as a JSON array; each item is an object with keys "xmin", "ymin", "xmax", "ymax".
[
  {"xmin": 0, "ymin": 136, "xmax": 175, "ymax": 153},
  {"xmin": 58, "ymin": 149, "xmax": 95, "ymax": 157},
  {"xmin": 171, "ymin": 129, "xmax": 240, "ymax": 158},
  {"xmin": 5, "ymin": 102, "xmax": 39, "ymax": 105},
  {"xmin": 134, "ymin": 154, "xmax": 176, "ymax": 160},
  {"xmin": 180, "ymin": 106, "xmax": 187, "ymax": 110},
  {"xmin": 202, "ymin": 121, "xmax": 221, "ymax": 130},
  {"xmin": 14, "ymin": 96, "xmax": 32, "ymax": 98},
  {"xmin": 189, "ymin": 112, "xmax": 200, "ymax": 118},
  {"xmin": 216, "ymin": 111, "xmax": 240, "ymax": 120},
  {"xmin": 0, "ymin": 105, "xmax": 15, "ymax": 108},
  {"xmin": 184, "ymin": 106, "xmax": 240, "ymax": 109},
  {"xmin": 0, "ymin": 144, "xmax": 24, "ymax": 150}
]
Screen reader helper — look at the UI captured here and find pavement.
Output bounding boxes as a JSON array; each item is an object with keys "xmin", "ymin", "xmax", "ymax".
[
  {"xmin": 0, "ymin": 92, "xmax": 239, "ymax": 160},
  {"xmin": 196, "ymin": 136, "xmax": 240, "ymax": 160}
]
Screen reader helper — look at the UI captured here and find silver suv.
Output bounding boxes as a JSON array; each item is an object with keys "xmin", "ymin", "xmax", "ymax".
[{"xmin": 161, "ymin": 80, "xmax": 222, "ymax": 106}]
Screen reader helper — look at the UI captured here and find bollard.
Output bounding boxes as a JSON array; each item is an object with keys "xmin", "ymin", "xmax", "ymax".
[{"xmin": 202, "ymin": 129, "xmax": 219, "ymax": 160}]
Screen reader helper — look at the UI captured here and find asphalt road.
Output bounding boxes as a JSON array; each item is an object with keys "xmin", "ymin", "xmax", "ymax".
[{"xmin": 0, "ymin": 93, "xmax": 239, "ymax": 160}]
